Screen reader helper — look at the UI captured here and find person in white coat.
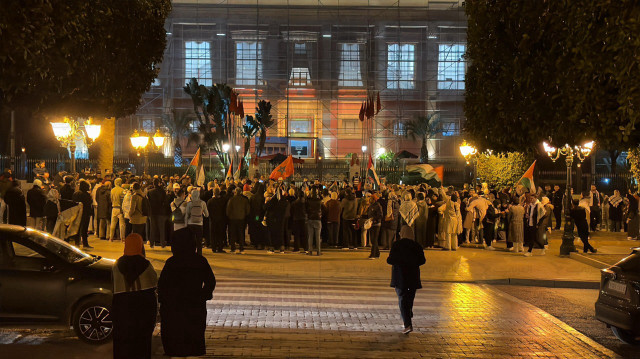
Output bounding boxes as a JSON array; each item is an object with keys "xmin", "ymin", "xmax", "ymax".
[{"xmin": 438, "ymin": 187, "xmax": 461, "ymax": 251}]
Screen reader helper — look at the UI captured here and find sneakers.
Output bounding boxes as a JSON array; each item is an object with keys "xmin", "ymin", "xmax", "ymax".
[
  {"xmin": 234, "ymin": 249, "xmax": 240, "ymax": 254},
  {"xmin": 238, "ymin": 250, "xmax": 246, "ymax": 255},
  {"xmin": 486, "ymin": 246, "xmax": 495, "ymax": 251},
  {"xmin": 267, "ymin": 250, "xmax": 274, "ymax": 254},
  {"xmin": 402, "ymin": 326, "xmax": 413, "ymax": 334},
  {"xmin": 342, "ymin": 247, "xmax": 349, "ymax": 250},
  {"xmin": 540, "ymin": 249, "xmax": 546, "ymax": 255},
  {"xmin": 507, "ymin": 247, "xmax": 514, "ymax": 252},
  {"xmin": 279, "ymin": 250, "xmax": 285, "ymax": 254},
  {"xmin": 523, "ymin": 252, "xmax": 532, "ymax": 257}
]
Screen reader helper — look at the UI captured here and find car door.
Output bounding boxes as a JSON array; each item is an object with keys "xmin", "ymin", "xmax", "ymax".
[{"xmin": 0, "ymin": 233, "xmax": 69, "ymax": 321}]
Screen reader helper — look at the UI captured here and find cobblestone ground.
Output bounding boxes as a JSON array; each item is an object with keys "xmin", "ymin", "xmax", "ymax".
[{"xmin": 189, "ymin": 278, "xmax": 618, "ymax": 358}]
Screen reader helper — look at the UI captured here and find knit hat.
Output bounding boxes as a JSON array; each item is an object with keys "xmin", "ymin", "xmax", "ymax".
[
  {"xmin": 400, "ymin": 225, "xmax": 414, "ymax": 240},
  {"xmin": 123, "ymin": 233, "xmax": 144, "ymax": 257}
]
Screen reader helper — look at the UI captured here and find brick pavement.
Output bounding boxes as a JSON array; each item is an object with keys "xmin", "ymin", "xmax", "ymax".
[{"xmin": 169, "ymin": 278, "xmax": 619, "ymax": 358}]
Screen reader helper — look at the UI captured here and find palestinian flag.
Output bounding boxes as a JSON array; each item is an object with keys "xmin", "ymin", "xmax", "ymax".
[
  {"xmin": 367, "ymin": 154, "xmax": 380, "ymax": 188},
  {"xmin": 516, "ymin": 160, "xmax": 536, "ymax": 193},
  {"xmin": 403, "ymin": 164, "xmax": 443, "ymax": 187},
  {"xmin": 188, "ymin": 147, "xmax": 205, "ymax": 186},
  {"xmin": 226, "ymin": 159, "xmax": 233, "ymax": 180},
  {"xmin": 233, "ymin": 159, "xmax": 242, "ymax": 180}
]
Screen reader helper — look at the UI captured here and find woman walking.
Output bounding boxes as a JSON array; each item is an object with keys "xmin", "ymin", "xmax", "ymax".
[
  {"xmin": 158, "ymin": 228, "xmax": 216, "ymax": 358},
  {"xmin": 111, "ymin": 233, "xmax": 158, "ymax": 359}
]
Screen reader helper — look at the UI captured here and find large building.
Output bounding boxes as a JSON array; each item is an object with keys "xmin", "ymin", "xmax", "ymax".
[{"xmin": 117, "ymin": 0, "xmax": 467, "ymax": 162}]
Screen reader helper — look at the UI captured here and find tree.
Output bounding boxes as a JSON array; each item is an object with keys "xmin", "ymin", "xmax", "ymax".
[
  {"xmin": 404, "ymin": 114, "xmax": 440, "ymax": 163},
  {"xmin": 254, "ymin": 100, "xmax": 274, "ymax": 158},
  {"xmin": 476, "ymin": 152, "xmax": 532, "ymax": 188},
  {"xmin": 162, "ymin": 110, "xmax": 193, "ymax": 167},
  {"xmin": 464, "ymin": 1, "xmax": 640, "ymax": 153}
]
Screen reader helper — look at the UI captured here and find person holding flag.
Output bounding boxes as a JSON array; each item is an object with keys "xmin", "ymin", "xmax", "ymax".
[
  {"xmin": 367, "ymin": 154, "xmax": 380, "ymax": 189},
  {"xmin": 269, "ymin": 155, "xmax": 295, "ymax": 181},
  {"xmin": 186, "ymin": 147, "xmax": 206, "ymax": 187},
  {"xmin": 515, "ymin": 160, "xmax": 536, "ymax": 195}
]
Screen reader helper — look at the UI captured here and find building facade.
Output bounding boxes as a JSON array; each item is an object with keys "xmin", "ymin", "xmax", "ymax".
[{"xmin": 118, "ymin": 0, "xmax": 467, "ymax": 162}]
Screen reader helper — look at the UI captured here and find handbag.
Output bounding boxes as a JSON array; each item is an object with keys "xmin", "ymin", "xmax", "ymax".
[{"xmin": 363, "ymin": 218, "xmax": 373, "ymax": 230}]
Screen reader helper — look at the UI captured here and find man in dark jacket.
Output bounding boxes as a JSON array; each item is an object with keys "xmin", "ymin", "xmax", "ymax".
[
  {"xmin": 5, "ymin": 180, "xmax": 27, "ymax": 226},
  {"xmin": 570, "ymin": 200, "xmax": 597, "ymax": 253},
  {"xmin": 72, "ymin": 180, "xmax": 93, "ymax": 248},
  {"xmin": 226, "ymin": 188, "xmax": 250, "ymax": 253},
  {"xmin": 387, "ymin": 225, "xmax": 426, "ymax": 334},
  {"xmin": 60, "ymin": 175, "xmax": 75, "ymax": 200},
  {"xmin": 207, "ymin": 187, "xmax": 228, "ymax": 253},
  {"xmin": 27, "ymin": 179, "xmax": 47, "ymax": 230},
  {"xmin": 305, "ymin": 188, "xmax": 323, "ymax": 255},
  {"xmin": 551, "ymin": 185, "xmax": 563, "ymax": 230},
  {"xmin": 146, "ymin": 178, "xmax": 167, "ymax": 247}
]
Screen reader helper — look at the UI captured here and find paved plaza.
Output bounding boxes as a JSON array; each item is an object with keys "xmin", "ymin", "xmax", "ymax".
[{"xmin": 2, "ymin": 231, "xmax": 636, "ymax": 358}]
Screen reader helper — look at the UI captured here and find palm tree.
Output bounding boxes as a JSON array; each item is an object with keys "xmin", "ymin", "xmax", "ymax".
[
  {"xmin": 404, "ymin": 113, "xmax": 440, "ymax": 163},
  {"xmin": 254, "ymin": 100, "xmax": 274, "ymax": 158},
  {"xmin": 162, "ymin": 110, "xmax": 193, "ymax": 167}
]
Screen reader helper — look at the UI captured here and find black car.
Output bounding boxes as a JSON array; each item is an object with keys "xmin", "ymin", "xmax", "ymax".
[
  {"xmin": 0, "ymin": 224, "xmax": 114, "ymax": 344},
  {"xmin": 595, "ymin": 247, "xmax": 640, "ymax": 346}
]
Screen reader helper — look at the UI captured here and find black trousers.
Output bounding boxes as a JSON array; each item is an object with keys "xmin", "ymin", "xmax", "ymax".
[
  {"xmin": 525, "ymin": 225, "xmax": 543, "ymax": 252},
  {"xmin": 268, "ymin": 222, "xmax": 284, "ymax": 250},
  {"xmin": 292, "ymin": 219, "xmax": 307, "ymax": 251},
  {"xmin": 590, "ymin": 206, "xmax": 601, "ymax": 231},
  {"xmin": 210, "ymin": 219, "xmax": 227, "ymax": 252},
  {"xmin": 132, "ymin": 223, "xmax": 146, "ymax": 242},
  {"xmin": 395, "ymin": 287, "xmax": 416, "ymax": 328},
  {"xmin": 342, "ymin": 219, "xmax": 355, "ymax": 248},
  {"xmin": 228, "ymin": 219, "xmax": 246, "ymax": 251},
  {"xmin": 553, "ymin": 206, "xmax": 563, "ymax": 229},
  {"xmin": 188, "ymin": 224, "xmax": 204, "ymax": 255},
  {"xmin": 46, "ymin": 217, "xmax": 56, "ymax": 234},
  {"xmin": 369, "ymin": 225, "xmax": 381, "ymax": 258},
  {"xmin": 78, "ymin": 216, "xmax": 90, "ymax": 246}
]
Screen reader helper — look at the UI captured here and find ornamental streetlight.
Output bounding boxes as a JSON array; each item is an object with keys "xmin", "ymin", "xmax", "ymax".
[
  {"xmin": 130, "ymin": 129, "xmax": 165, "ymax": 175},
  {"xmin": 459, "ymin": 140, "xmax": 478, "ymax": 187},
  {"xmin": 50, "ymin": 117, "xmax": 101, "ymax": 174},
  {"xmin": 543, "ymin": 140, "xmax": 594, "ymax": 255}
]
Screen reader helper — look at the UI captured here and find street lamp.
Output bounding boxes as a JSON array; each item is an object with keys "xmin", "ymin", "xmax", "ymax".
[
  {"xmin": 222, "ymin": 143, "xmax": 230, "ymax": 153},
  {"xmin": 459, "ymin": 140, "xmax": 478, "ymax": 187},
  {"xmin": 50, "ymin": 117, "xmax": 101, "ymax": 174},
  {"xmin": 543, "ymin": 140, "xmax": 595, "ymax": 255},
  {"xmin": 130, "ymin": 129, "xmax": 165, "ymax": 175}
]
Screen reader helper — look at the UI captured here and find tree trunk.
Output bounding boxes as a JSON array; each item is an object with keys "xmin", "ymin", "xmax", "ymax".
[
  {"xmin": 420, "ymin": 138, "xmax": 428, "ymax": 164},
  {"xmin": 174, "ymin": 140, "xmax": 183, "ymax": 167},
  {"xmin": 609, "ymin": 150, "xmax": 619, "ymax": 174},
  {"xmin": 97, "ymin": 117, "xmax": 115, "ymax": 174}
]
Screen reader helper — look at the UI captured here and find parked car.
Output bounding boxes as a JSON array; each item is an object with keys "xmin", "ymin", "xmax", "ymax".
[
  {"xmin": 0, "ymin": 224, "xmax": 114, "ymax": 344},
  {"xmin": 595, "ymin": 247, "xmax": 640, "ymax": 345}
]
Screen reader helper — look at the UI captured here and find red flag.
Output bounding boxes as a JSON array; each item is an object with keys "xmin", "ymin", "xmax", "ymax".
[
  {"xmin": 366, "ymin": 96, "xmax": 375, "ymax": 119},
  {"xmin": 269, "ymin": 155, "xmax": 294, "ymax": 180},
  {"xmin": 239, "ymin": 100, "xmax": 244, "ymax": 118},
  {"xmin": 359, "ymin": 103, "xmax": 365, "ymax": 122},
  {"xmin": 376, "ymin": 92, "xmax": 381, "ymax": 114},
  {"xmin": 188, "ymin": 147, "xmax": 201, "ymax": 167}
]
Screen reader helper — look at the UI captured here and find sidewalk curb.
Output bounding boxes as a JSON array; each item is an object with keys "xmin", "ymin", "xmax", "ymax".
[
  {"xmin": 477, "ymin": 278, "xmax": 600, "ymax": 289},
  {"xmin": 569, "ymin": 252, "xmax": 610, "ymax": 270}
]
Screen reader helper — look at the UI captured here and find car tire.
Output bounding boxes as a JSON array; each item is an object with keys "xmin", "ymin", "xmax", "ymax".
[
  {"xmin": 72, "ymin": 297, "xmax": 113, "ymax": 345},
  {"xmin": 611, "ymin": 326, "xmax": 640, "ymax": 346}
]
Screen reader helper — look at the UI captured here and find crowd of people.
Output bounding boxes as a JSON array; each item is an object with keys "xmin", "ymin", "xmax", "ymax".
[{"xmin": 2, "ymin": 165, "xmax": 640, "ymax": 258}]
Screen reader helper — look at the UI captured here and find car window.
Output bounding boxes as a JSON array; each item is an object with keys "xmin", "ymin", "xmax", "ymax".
[
  {"xmin": 22, "ymin": 228, "xmax": 91, "ymax": 264},
  {"xmin": 12, "ymin": 242, "xmax": 45, "ymax": 259}
]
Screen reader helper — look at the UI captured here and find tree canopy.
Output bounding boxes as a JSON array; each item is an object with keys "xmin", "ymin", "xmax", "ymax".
[
  {"xmin": 464, "ymin": 1, "xmax": 640, "ymax": 153},
  {"xmin": 0, "ymin": 0, "xmax": 171, "ymax": 117}
]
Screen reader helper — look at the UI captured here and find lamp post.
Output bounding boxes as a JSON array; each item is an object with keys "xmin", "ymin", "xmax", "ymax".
[
  {"xmin": 459, "ymin": 140, "xmax": 478, "ymax": 188},
  {"xmin": 51, "ymin": 117, "xmax": 101, "ymax": 174},
  {"xmin": 361, "ymin": 145, "xmax": 367, "ymax": 174},
  {"xmin": 130, "ymin": 129, "xmax": 165, "ymax": 175},
  {"xmin": 543, "ymin": 140, "xmax": 594, "ymax": 256}
]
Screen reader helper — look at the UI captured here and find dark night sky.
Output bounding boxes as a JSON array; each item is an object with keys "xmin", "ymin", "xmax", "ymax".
[{"xmin": 1, "ymin": 110, "xmax": 65, "ymax": 158}]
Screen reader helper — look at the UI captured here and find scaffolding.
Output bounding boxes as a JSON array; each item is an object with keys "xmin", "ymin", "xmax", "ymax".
[{"xmin": 123, "ymin": 0, "xmax": 467, "ymax": 162}]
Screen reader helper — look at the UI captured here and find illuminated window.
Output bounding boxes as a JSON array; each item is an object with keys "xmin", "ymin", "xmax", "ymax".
[
  {"xmin": 342, "ymin": 119, "xmax": 358, "ymax": 135},
  {"xmin": 294, "ymin": 43, "xmax": 306, "ymax": 55},
  {"xmin": 441, "ymin": 121, "xmax": 459, "ymax": 136},
  {"xmin": 289, "ymin": 118, "xmax": 313, "ymax": 136},
  {"xmin": 339, "ymin": 43, "xmax": 362, "ymax": 87},
  {"xmin": 393, "ymin": 121, "xmax": 406, "ymax": 136},
  {"xmin": 185, "ymin": 41, "xmax": 212, "ymax": 86},
  {"xmin": 438, "ymin": 44, "xmax": 466, "ymax": 90},
  {"xmin": 387, "ymin": 43, "xmax": 415, "ymax": 89},
  {"xmin": 289, "ymin": 67, "xmax": 312, "ymax": 86},
  {"xmin": 189, "ymin": 121, "xmax": 199, "ymax": 132},
  {"xmin": 236, "ymin": 41, "xmax": 263, "ymax": 86},
  {"xmin": 142, "ymin": 119, "xmax": 155, "ymax": 133}
]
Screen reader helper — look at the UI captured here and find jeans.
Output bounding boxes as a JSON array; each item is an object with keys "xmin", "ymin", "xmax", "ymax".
[
  {"xmin": 149, "ymin": 215, "xmax": 168, "ymax": 247},
  {"xmin": 342, "ymin": 219, "xmax": 355, "ymax": 248},
  {"xmin": 380, "ymin": 227, "xmax": 395, "ymax": 249},
  {"xmin": 553, "ymin": 206, "xmax": 563, "ymax": 229},
  {"xmin": 132, "ymin": 223, "xmax": 146, "ymax": 242},
  {"xmin": 188, "ymin": 224, "xmax": 204, "ymax": 255},
  {"xmin": 307, "ymin": 220, "xmax": 322, "ymax": 254},
  {"xmin": 228, "ymin": 219, "xmax": 246, "ymax": 251},
  {"xmin": 369, "ymin": 225, "xmax": 381, "ymax": 258},
  {"xmin": 97, "ymin": 218, "xmax": 110, "ymax": 239},
  {"xmin": 327, "ymin": 222, "xmax": 339, "ymax": 246},
  {"xmin": 109, "ymin": 208, "xmax": 126, "ymax": 241},
  {"xmin": 395, "ymin": 287, "xmax": 416, "ymax": 328},
  {"xmin": 525, "ymin": 225, "xmax": 543, "ymax": 252}
]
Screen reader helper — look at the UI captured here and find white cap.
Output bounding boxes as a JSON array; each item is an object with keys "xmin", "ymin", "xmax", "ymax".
[{"xmin": 33, "ymin": 179, "xmax": 42, "ymax": 188}]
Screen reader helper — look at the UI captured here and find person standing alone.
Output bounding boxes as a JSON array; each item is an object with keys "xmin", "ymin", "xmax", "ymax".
[{"xmin": 387, "ymin": 225, "xmax": 426, "ymax": 334}]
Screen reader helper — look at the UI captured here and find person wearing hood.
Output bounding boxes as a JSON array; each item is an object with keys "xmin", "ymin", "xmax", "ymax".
[
  {"xmin": 96, "ymin": 181, "xmax": 112, "ymax": 240},
  {"xmin": 290, "ymin": 188, "xmax": 308, "ymax": 253},
  {"xmin": 158, "ymin": 228, "xmax": 215, "ymax": 358},
  {"xmin": 340, "ymin": 187, "xmax": 358, "ymax": 250},
  {"xmin": 129, "ymin": 182, "xmax": 148, "ymax": 244},
  {"xmin": 109, "ymin": 178, "xmax": 127, "ymax": 242},
  {"xmin": 4, "ymin": 180, "xmax": 26, "ymax": 226},
  {"xmin": 249, "ymin": 182, "xmax": 266, "ymax": 250},
  {"xmin": 186, "ymin": 188, "xmax": 209, "ymax": 255},
  {"xmin": 27, "ymin": 179, "xmax": 47, "ymax": 231},
  {"xmin": 264, "ymin": 186, "xmax": 290, "ymax": 253},
  {"xmin": 387, "ymin": 225, "xmax": 426, "ymax": 335},
  {"xmin": 44, "ymin": 188, "xmax": 61, "ymax": 233},
  {"xmin": 414, "ymin": 192, "xmax": 429, "ymax": 247},
  {"xmin": 207, "ymin": 187, "xmax": 229, "ymax": 253},
  {"xmin": 111, "ymin": 233, "xmax": 158, "ymax": 359}
]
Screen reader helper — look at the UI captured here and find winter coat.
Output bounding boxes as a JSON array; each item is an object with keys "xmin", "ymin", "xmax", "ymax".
[
  {"xmin": 340, "ymin": 195, "xmax": 358, "ymax": 220},
  {"xmin": 96, "ymin": 186, "xmax": 112, "ymax": 219},
  {"xmin": 265, "ymin": 196, "xmax": 290, "ymax": 227},
  {"xmin": 325, "ymin": 199, "xmax": 341, "ymax": 223},
  {"xmin": 129, "ymin": 190, "xmax": 148, "ymax": 225},
  {"xmin": 508, "ymin": 205, "xmax": 525, "ymax": 244},
  {"xmin": 291, "ymin": 197, "xmax": 307, "ymax": 221},
  {"xmin": 207, "ymin": 196, "xmax": 228, "ymax": 224},
  {"xmin": 367, "ymin": 200, "xmax": 383, "ymax": 225},
  {"xmin": 387, "ymin": 238, "xmax": 426, "ymax": 289},
  {"xmin": 27, "ymin": 186, "xmax": 46, "ymax": 218},
  {"xmin": 5, "ymin": 185, "xmax": 26, "ymax": 226},
  {"xmin": 226, "ymin": 194, "xmax": 250, "ymax": 221},
  {"xmin": 71, "ymin": 190, "xmax": 92, "ymax": 219},
  {"xmin": 305, "ymin": 197, "xmax": 323, "ymax": 220},
  {"xmin": 147, "ymin": 186, "xmax": 167, "ymax": 216}
]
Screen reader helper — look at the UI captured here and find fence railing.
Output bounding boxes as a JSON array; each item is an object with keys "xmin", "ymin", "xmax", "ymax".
[{"xmin": 2, "ymin": 155, "xmax": 636, "ymax": 191}]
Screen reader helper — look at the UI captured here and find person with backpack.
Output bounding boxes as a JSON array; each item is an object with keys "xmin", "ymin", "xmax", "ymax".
[
  {"xmin": 129, "ymin": 182, "xmax": 150, "ymax": 245},
  {"xmin": 186, "ymin": 188, "xmax": 209, "ymax": 255},
  {"xmin": 171, "ymin": 187, "xmax": 188, "ymax": 232}
]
